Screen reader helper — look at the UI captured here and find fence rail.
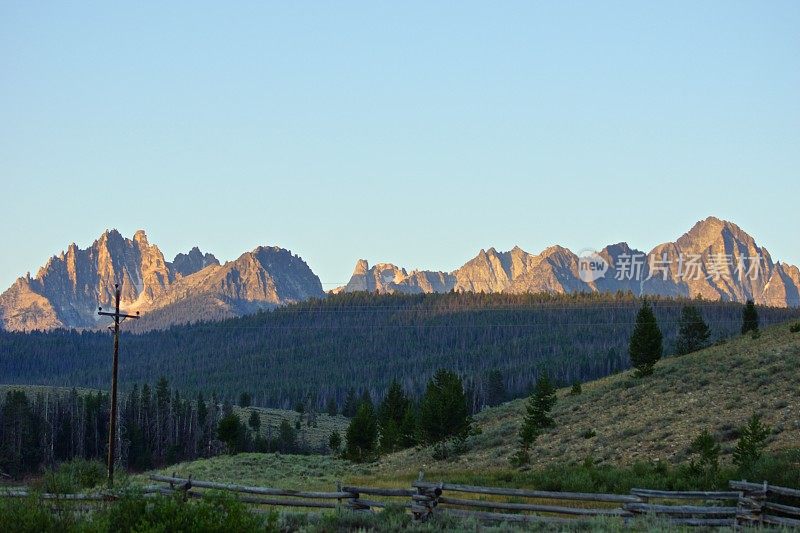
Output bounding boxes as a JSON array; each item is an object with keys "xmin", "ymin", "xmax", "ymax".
[{"xmin": 3, "ymin": 474, "xmax": 798, "ymax": 528}]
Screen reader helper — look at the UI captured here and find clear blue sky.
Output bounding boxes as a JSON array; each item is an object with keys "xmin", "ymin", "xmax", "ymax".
[{"xmin": 1, "ymin": 1, "xmax": 798, "ymax": 290}]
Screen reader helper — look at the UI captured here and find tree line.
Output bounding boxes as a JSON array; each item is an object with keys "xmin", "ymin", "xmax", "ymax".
[
  {"xmin": 1, "ymin": 379, "xmax": 257, "ymax": 479},
  {"xmin": 2, "ymin": 293, "xmax": 796, "ymax": 413}
]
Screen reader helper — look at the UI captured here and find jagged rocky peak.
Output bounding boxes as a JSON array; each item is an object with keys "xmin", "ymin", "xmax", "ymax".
[
  {"xmin": 0, "ymin": 230, "xmax": 325, "ymax": 331},
  {"xmin": 2, "ymin": 217, "xmax": 798, "ymax": 332},
  {"xmin": 353, "ymin": 259, "xmax": 370, "ymax": 276},
  {"xmin": 172, "ymin": 246, "xmax": 219, "ymax": 277},
  {"xmin": 677, "ymin": 216, "xmax": 760, "ymax": 253},
  {"xmin": 343, "ymin": 259, "xmax": 410, "ymax": 293}
]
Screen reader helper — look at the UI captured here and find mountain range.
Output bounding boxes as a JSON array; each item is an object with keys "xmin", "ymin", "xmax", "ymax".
[
  {"xmin": 0, "ymin": 230, "xmax": 324, "ymax": 331},
  {"xmin": 1, "ymin": 217, "xmax": 798, "ymax": 332},
  {"xmin": 340, "ymin": 217, "xmax": 800, "ymax": 306}
]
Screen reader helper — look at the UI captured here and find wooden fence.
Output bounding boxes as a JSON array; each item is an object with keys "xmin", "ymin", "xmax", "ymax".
[
  {"xmin": 3, "ymin": 474, "xmax": 799, "ymax": 528},
  {"xmin": 143, "ymin": 473, "xmax": 800, "ymax": 527}
]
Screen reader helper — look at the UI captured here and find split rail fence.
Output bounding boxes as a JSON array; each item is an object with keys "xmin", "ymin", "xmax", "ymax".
[{"xmin": 2, "ymin": 474, "xmax": 799, "ymax": 528}]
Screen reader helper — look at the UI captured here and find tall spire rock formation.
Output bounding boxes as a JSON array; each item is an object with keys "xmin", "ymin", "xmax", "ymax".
[
  {"xmin": 2, "ymin": 217, "xmax": 798, "ymax": 332},
  {"xmin": 0, "ymin": 230, "xmax": 325, "ymax": 331},
  {"xmin": 339, "ymin": 217, "xmax": 800, "ymax": 307}
]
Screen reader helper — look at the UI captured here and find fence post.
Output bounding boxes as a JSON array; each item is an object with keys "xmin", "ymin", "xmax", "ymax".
[
  {"xmin": 411, "ymin": 470, "xmax": 441, "ymax": 522},
  {"xmin": 342, "ymin": 482, "xmax": 369, "ymax": 512},
  {"xmin": 734, "ymin": 479, "xmax": 766, "ymax": 527}
]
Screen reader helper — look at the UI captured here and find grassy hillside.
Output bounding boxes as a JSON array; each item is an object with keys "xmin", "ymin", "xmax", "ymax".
[
  {"xmin": 376, "ymin": 320, "xmax": 800, "ymax": 478},
  {"xmin": 148, "ymin": 321, "xmax": 800, "ymax": 491},
  {"xmin": 232, "ymin": 405, "xmax": 349, "ymax": 450}
]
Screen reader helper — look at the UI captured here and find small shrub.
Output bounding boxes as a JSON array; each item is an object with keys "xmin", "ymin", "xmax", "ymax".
[
  {"xmin": 0, "ymin": 496, "xmax": 61, "ymax": 532},
  {"xmin": 570, "ymin": 381, "xmax": 582, "ymax": 396},
  {"xmin": 790, "ymin": 323, "xmax": 800, "ymax": 333},
  {"xmin": 38, "ymin": 458, "xmax": 106, "ymax": 494},
  {"xmin": 581, "ymin": 429, "xmax": 596, "ymax": 439},
  {"xmin": 100, "ymin": 490, "xmax": 266, "ymax": 532},
  {"xmin": 431, "ymin": 436, "xmax": 468, "ymax": 461},
  {"xmin": 509, "ymin": 447, "xmax": 530, "ymax": 467}
]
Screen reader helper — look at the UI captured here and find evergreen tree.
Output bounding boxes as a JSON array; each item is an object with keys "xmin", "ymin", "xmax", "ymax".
[
  {"xmin": 276, "ymin": 419, "xmax": 297, "ymax": 453},
  {"xmin": 512, "ymin": 374, "xmax": 557, "ymax": 466},
  {"xmin": 326, "ymin": 396, "xmax": 338, "ymax": 417},
  {"xmin": 569, "ymin": 380, "xmax": 582, "ymax": 396},
  {"xmin": 629, "ymin": 300, "xmax": 663, "ymax": 376},
  {"xmin": 741, "ymin": 300, "xmax": 759, "ymax": 335},
  {"xmin": 378, "ymin": 380, "xmax": 412, "ymax": 452},
  {"xmin": 676, "ymin": 305, "xmax": 711, "ymax": 355},
  {"xmin": 217, "ymin": 414, "xmax": 243, "ymax": 454},
  {"xmin": 689, "ymin": 429, "xmax": 720, "ymax": 476},
  {"xmin": 418, "ymin": 369, "xmax": 471, "ymax": 444},
  {"xmin": 398, "ymin": 405, "xmax": 418, "ymax": 449},
  {"xmin": 733, "ymin": 413, "xmax": 770, "ymax": 470},
  {"xmin": 345, "ymin": 401, "xmax": 378, "ymax": 462},
  {"xmin": 196, "ymin": 392, "xmax": 208, "ymax": 427},
  {"xmin": 328, "ymin": 430, "xmax": 341, "ymax": 452},
  {"xmin": 359, "ymin": 389, "xmax": 373, "ymax": 410},
  {"xmin": 522, "ymin": 374, "xmax": 557, "ymax": 439},
  {"xmin": 485, "ymin": 368, "xmax": 506, "ymax": 407},
  {"xmin": 342, "ymin": 388, "xmax": 358, "ymax": 418},
  {"xmin": 248, "ymin": 411, "xmax": 261, "ymax": 433},
  {"xmin": 0, "ymin": 391, "xmax": 43, "ymax": 477},
  {"xmin": 238, "ymin": 392, "xmax": 252, "ymax": 408}
]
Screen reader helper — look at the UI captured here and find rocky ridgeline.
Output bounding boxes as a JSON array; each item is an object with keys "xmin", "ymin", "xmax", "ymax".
[
  {"xmin": 0, "ymin": 230, "xmax": 324, "ymax": 331},
  {"xmin": 342, "ymin": 217, "xmax": 800, "ymax": 306},
  {"xmin": 1, "ymin": 217, "xmax": 798, "ymax": 332}
]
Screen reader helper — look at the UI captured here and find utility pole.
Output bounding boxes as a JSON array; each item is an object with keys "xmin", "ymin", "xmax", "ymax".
[{"xmin": 98, "ymin": 283, "xmax": 140, "ymax": 488}]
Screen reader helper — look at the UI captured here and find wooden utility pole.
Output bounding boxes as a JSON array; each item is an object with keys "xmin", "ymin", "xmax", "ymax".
[{"xmin": 98, "ymin": 283, "xmax": 140, "ymax": 488}]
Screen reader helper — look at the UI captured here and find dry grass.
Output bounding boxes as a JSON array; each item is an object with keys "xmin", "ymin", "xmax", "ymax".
[
  {"xmin": 143, "ymin": 321, "xmax": 800, "ymax": 494},
  {"xmin": 374, "ymin": 321, "xmax": 800, "ymax": 479}
]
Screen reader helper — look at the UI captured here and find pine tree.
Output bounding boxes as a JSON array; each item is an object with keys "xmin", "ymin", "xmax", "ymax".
[
  {"xmin": 217, "ymin": 414, "xmax": 243, "ymax": 454},
  {"xmin": 238, "ymin": 392, "xmax": 252, "ymax": 408},
  {"xmin": 326, "ymin": 396, "xmax": 338, "ymax": 417},
  {"xmin": 328, "ymin": 430, "xmax": 341, "ymax": 452},
  {"xmin": 248, "ymin": 411, "xmax": 261, "ymax": 433},
  {"xmin": 629, "ymin": 300, "xmax": 663, "ymax": 377},
  {"xmin": 418, "ymin": 369, "xmax": 471, "ymax": 444},
  {"xmin": 276, "ymin": 419, "xmax": 297, "ymax": 453},
  {"xmin": 521, "ymin": 374, "xmax": 557, "ymax": 440},
  {"xmin": 398, "ymin": 405, "xmax": 418, "ymax": 449},
  {"xmin": 196, "ymin": 392, "xmax": 208, "ymax": 427},
  {"xmin": 485, "ymin": 368, "xmax": 506, "ymax": 407},
  {"xmin": 342, "ymin": 388, "xmax": 358, "ymax": 418},
  {"xmin": 676, "ymin": 305, "xmax": 711, "ymax": 355},
  {"xmin": 378, "ymin": 380, "xmax": 412, "ymax": 452},
  {"xmin": 689, "ymin": 429, "xmax": 720, "ymax": 475},
  {"xmin": 512, "ymin": 374, "xmax": 557, "ymax": 466},
  {"xmin": 359, "ymin": 389, "xmax": 373, "ymax": 410},
  {"xmin": 344, "ymin": 401, "xmax": 378, "ymax": 462},
  {"xmin": 733, "ymin": 413, "xmax": 770, "ymax": 470},
  {"xmin": 741, "ymin": 300, "xmax": 759, "ymax": 335}
]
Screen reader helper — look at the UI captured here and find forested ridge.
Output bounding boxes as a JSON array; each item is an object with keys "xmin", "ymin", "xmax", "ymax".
[{"xmin": 2, "ymin": 292, "xmax": 798, "ymax": 410}]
